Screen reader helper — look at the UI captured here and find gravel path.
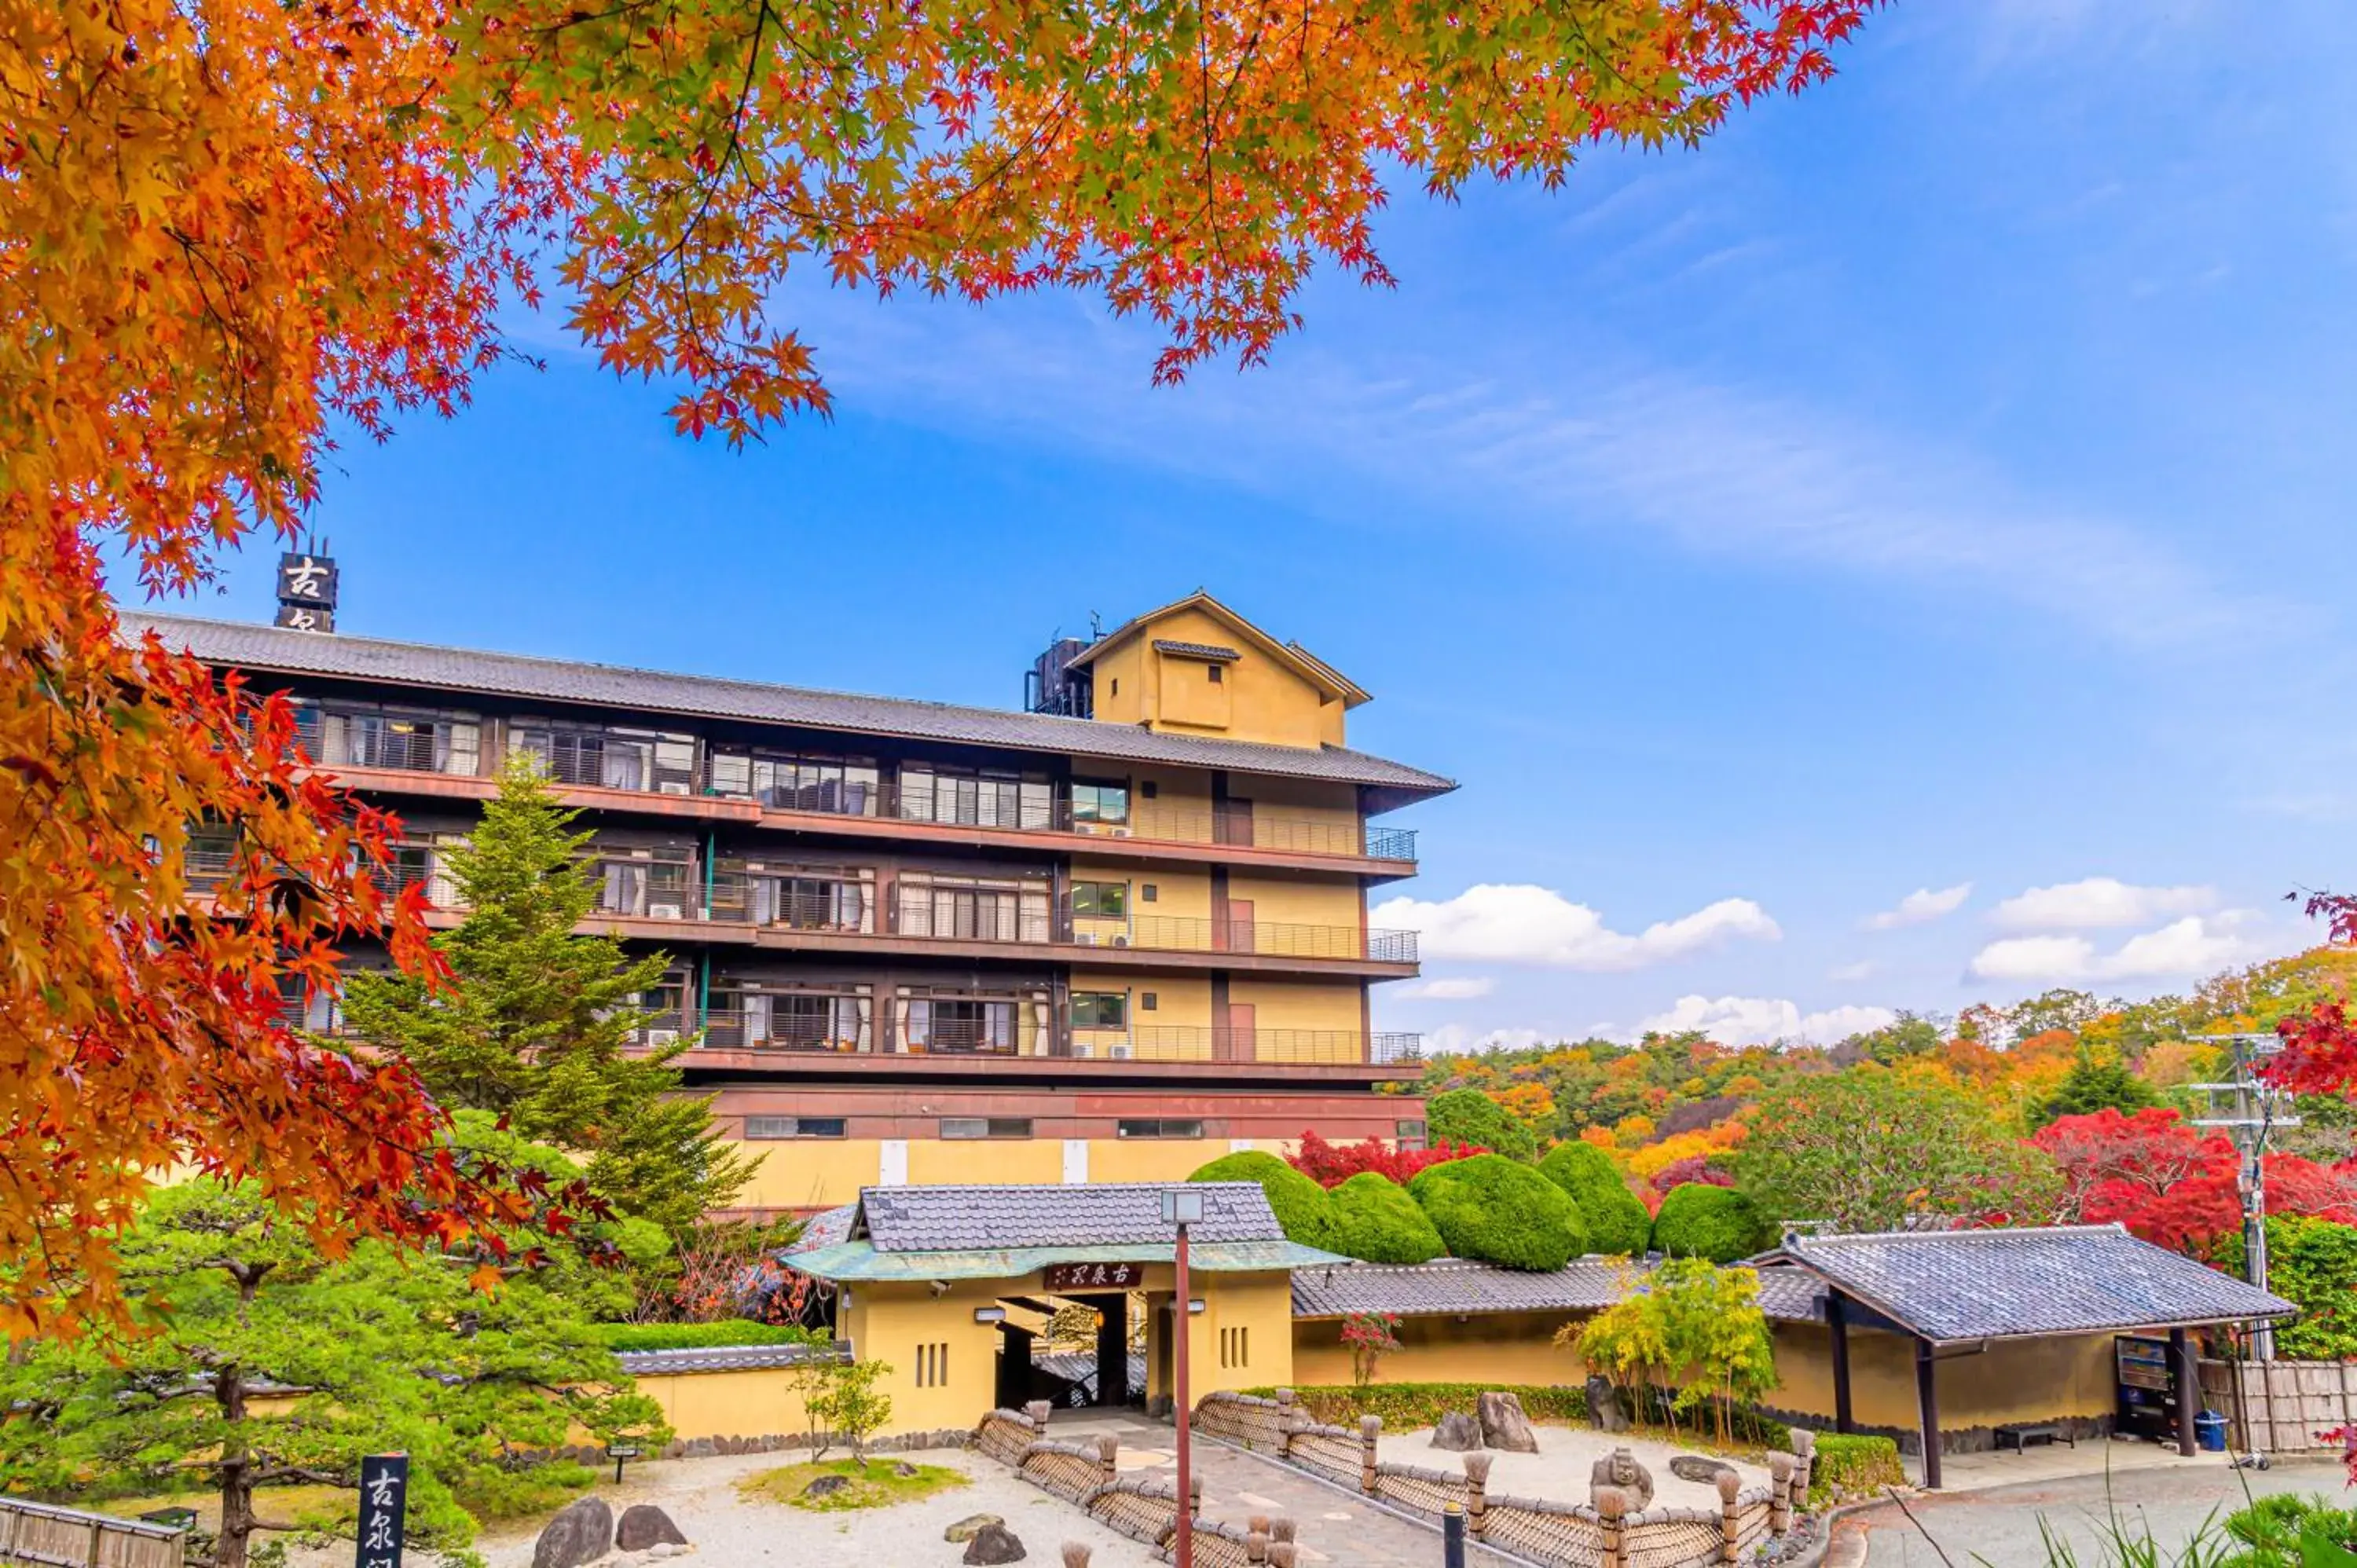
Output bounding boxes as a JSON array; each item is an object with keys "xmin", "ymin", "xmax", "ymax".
[{"xmin": 467, "ymin": 1449, "xmax": 1161, "ymax": 1568}]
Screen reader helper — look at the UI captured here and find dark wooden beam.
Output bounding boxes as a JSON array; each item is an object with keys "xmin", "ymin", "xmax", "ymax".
[
  {"xmin": 1915, "ymin": 1336, "xmax": 1943, "ymax": 1490},
  {"xmin": 1827, "ymin": 1293, "xmax": 1855, "ymax": 1436},
  {"xmin": 2170, "ymin": 1327, "xmax": 2198, "ymax": 1457}
]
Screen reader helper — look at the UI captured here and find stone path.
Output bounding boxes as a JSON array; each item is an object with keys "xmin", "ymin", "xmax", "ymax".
[{"xmin": 1049, "ymin": 1412, "xmax": 1508, "ymax": 1568}]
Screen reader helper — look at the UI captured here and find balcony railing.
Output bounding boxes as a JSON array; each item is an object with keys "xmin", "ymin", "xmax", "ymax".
[
  {"xmin": 1066, "ymin": 914, "xmax": 1417, "ymax": 964},
  {"xmin": 687, "ymin": 1018, "xmax": 1420, "ymax": 1066}
]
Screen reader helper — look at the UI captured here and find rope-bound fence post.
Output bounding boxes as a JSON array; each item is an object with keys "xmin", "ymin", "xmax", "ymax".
[
  {"xmin": 1596, "ymin": 1485, "xmax": 1629, "ymax": 1568},
  {"xmin": 1359, "ymin": 1415, "xmax": 1382, "ymax": 1496},
  {"xmin": 1462, "ymin": 1451, "xmax": 1491, "ymax": 1541},
  {"xmin": 1097, "ymin": 1434, "xmax": 1120, "ymax": 1491},
  {"xmin": 1717, "ymin": 1469, "xmax": 1741, "ymax": 1562},
  {"xmin": 1788, "ymin": 1429, "xmax": 1816, "ymax": 1511},
  {"xmin": 1025, "ymin": 1399, "xmax": 1053, "ymax": 1430},
  {"xmin": 1767, "ymin": 1453, "xmax": 1794, "ymax": 1536},
  {"xmin": 1060, "ymin": 1545, "xmax": 1091, "ymax": 1568}
]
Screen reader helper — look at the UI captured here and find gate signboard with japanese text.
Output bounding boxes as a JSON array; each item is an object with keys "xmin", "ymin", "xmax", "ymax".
[
  {"xmin": 355, "ymin": 1453, "xmax": 408, "ymax": 1568},
  {"xmin": 1042, "ymin": 1262, "xmax": 1142, "ymax": 1291}
]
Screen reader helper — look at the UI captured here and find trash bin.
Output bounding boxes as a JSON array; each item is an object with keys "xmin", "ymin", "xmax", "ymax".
[{"xmin": 2194, "ymin": 1410, "xmax": 2229, "ymax": 1453}]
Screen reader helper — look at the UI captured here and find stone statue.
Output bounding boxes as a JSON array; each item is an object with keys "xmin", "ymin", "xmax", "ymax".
[{"xmin": 1589, "ymin": 1447, "xmax": 1654, "ymax": 1511}]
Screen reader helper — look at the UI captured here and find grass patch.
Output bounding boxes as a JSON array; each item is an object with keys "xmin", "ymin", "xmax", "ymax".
[
  {"xmin": 739, "ymin": 1458, "xmax": 968, "ymax": 1514},
  {"xmin": 1244, "ymin": 1382, "xmax": 1587, "ymax": 1431}
]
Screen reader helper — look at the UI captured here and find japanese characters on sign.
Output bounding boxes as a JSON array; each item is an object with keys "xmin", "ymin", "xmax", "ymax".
[
  {"xmin": 1041, "ymin": 1262, "xmax": 1143, "ymax": 1291},
  {"xmin": 275, "ymin": 551, "xmax": 339, "ymax": 632},
  {"xmin": 354, "ymin": 1453, "xmax": 408, "ymax": 1568}
]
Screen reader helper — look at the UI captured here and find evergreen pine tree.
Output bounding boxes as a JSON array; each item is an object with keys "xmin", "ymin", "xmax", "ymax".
[
  {"xmin": 2031, "ymin": 1045, "xmax": 2160, "ymax": 1130},
  {"xmin": 344, "ymin": 756, "xmax": 755, "ymax": 1234}
]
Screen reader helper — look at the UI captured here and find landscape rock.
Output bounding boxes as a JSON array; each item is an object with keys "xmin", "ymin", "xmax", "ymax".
[
  {"xmin": 801, "ymin": 1474, "xmax": 853, "ymax": 1500},
  {"xmin": 894, "ymin": 1461, "xmax": 920, "ymax": 1478},
  {"xmin": 1428, "ymin": 1412, "xmax": 1483, "ymax": 1452},
  {"xmin": 532, "ymin": 1497, "xmax": 614, "ymax": 1568},
  {"xmin": 1585, "ymin": 1376, "xmax": 1629, "ymax": 1434},
  {"xmin": 944, "ymin": 1515, "xmax": 1006, "ymax": 1544},
  {"xmin": 962, "ymin": 1524, "xmax": 1028, "ymax": 1565},
  {"xmin": 1668, "ymin": 1456, "xmax": 1736, "ymax": 1487},
  {"xmin": 1588, "ymin": 1448, "xmax": 1654, "ymax": 1511},
  {"xmin": 616, "ymin": 1505, "xmax": 688, "ymax": 1552},
  {"xmin": 1476, "ymin": 1391, "xmax": 1539, "ymax": 1454}
]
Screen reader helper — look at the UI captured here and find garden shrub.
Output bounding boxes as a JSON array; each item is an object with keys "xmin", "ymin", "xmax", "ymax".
[
  {"xmin": 1326, "ymin": 1172, "xmax": 1446, "ymax": 1263},
  {"xmin": 590, "ymin": 1321, "xmax": 811, "ymax": 1352},
  {"xmin": 1805, "ymin": 1434, "xmax": 1904, "ymax": 1506},
  {"xmin": 1651, "ymin": 1183, "xmax": 1771, "ymax": 1263},
  {"xmin": 1425, "ymin": 1088, "xmax": 1538, "ymax": 1163},
  {"xmin": 2264, "ymin": 1216, "xmax": 2357, "ymax": 1360},
  {"xmin": 1537, "ymin": 1141, "xmax": 1653, "ymax": 1256},
  {"xmin": 1409, "ymin": 1153, "xmax": 1585, "ymax": 1270},
  {"xmin": 1244, "ymin": 1383, "xmax": 1587, "ymax": 1431},
  {"xmin": 2223, "ymin": 1493, "xmax": 2357, "ymax": 1562},
  {"xmin": 1189, "ymin": 1150, "xmax": 1343, "ymax": 1250}
]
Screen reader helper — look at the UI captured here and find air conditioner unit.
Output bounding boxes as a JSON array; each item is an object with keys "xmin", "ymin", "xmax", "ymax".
[
  {"xmin": 644, "ymin": 1028, "xmax": 679, "ymax": 1046},
  {"xmin": 1111, "ymin": 935, "xmax": 1130, "ymax": 948},
  {"xmin": 1109, "ymin": 1044, "xmax": 1135, "ymax": 1061},
  {"xmin": 1069, "ymin": 1044, "xmax": 1094, "ymax": 1060},
  {"xmin": 648, "ymin": 903, "xmax": 684, "ymax": 921},
  {"xmin": 1110, "ymin": 828, "xmax": 1131, "ymax": 838},
  {"xmin": 658, "ymin": 781, "xmax": 691, "ymax": 796},
  {"xmin": 1072, "ymin": 932, "xmax": 1098, "ymax": 947}
]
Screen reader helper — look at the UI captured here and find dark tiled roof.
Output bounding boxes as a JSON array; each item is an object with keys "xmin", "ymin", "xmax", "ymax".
[
  {"xmin": 1152, "ymin": 639, "xmax": 1243, "ymax": 661},
  {"xmin": 614, "ymin": 1343, "xmax": 837, "ymax": 1376},
  {"xmin": 1751, "ymin": 1265, "xmax": 1830, "ymax": 1324},
  {"xmin": 1291, "ymin": 1258, "xmax": 1634, "ymax": 1319},
  {"xmin": 856, "ymin": 1182, "xmax": 1284, "ymax": 1252},
  {"xmin": 786, "ymin": 1203, "xmax": 858, "ymax": 1253},
  {"xmin": 1762, "ymin": 1225, "xmax": 2297, "ymax": 1345},
  {"xmin": 123, "ymin": 613, "xmax": 1452, "ymax": 796}
]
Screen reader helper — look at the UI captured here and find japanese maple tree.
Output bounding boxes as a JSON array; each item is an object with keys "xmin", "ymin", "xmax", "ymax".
[
  {"xmin": 2032, "ymin": 1108, "xmax": 2241, "ymax": 1254},
  {"xmin": 3, "ymin": 0, "xmax": 1876, "ymax": 1330},
  {"xmin": 1288, "ymin": 1129, "xmax": 1485, "ymax": 1188}
]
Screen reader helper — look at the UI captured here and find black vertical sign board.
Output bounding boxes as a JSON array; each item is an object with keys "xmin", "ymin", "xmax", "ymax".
[{"xmin": 354, "ymin": 1453, "xmax": 409, "ymax": 1568}]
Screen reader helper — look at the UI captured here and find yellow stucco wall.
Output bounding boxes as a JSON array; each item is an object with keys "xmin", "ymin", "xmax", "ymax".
[
  {"xmin": 1769, "ymin": 1324, "xmax": 2120, "ymax": 1434},
  {"xmin": 1088, "ymin": 605, "xmax": 1348, "ymax": 749},
  {"xmin": 907, "ymin": 1138, "xmax": 1065, "ymax": 1185},
  {"xmin": 1085, "ymin": 1137, "xmax": 1248, "ymax": 1184},
  {"xmin": 727, "ymin": 1135, "xmax": 1285, "ymax": 1208},
  {"xmin": 632, "ymin": 1367, "xmax": 815, "ymax": 1441},
  {"xmin": 1226, "ymin": 874, "xmax": 1364, "ymax": 932},
  {"xmin": 840, "ymin": 1278, "xmax": 1012, "ymax": 1434},
  {"xmin": 1144, "ymin": 1270, "xmax": 1298, "ymax": 1403},
  {"xmin": 1291, "ymin": 1313, "xmax": 1589, "ymax": 1389},
  {"xmin": 735, "ymin": 1141, "xmax": 884, "ymax": 1208}
]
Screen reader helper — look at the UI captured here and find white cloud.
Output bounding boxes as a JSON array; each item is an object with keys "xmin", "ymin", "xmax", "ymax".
[
  {"xmin": 1863, "ymin": 883, "xmax": 1974, "ymax": 931},
  {"xmin": 1399, "ymin": 976, "xmax": 1496, "ymax": 1001},
  {"xmin": 1635, "ymin": 996, "xmax": 1898, "ymax": 1048},
  {"xmin": 1991, "ymin": 877, "xmax": 2216, "ymax": 931},
  {"xmin": 1423, "ymin": 1024, "xmax": 1552, "ymax": 1056},
  {"xmin": 1373, "ymin": 885, "xmax": 1780, "ymax": 972},
  {"xmin": 1967, "ymin": 914, "xmax": 2256, "ymax": 983},
  {"xmin": 1827, "ymin": 960, "xmax": 1877, "ymax": 983}
]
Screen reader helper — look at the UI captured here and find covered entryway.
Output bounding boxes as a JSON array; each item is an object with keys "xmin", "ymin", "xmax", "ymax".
[
  {"xmin": 1754, "ymin": 1225, "xmax": 2296, "ymax": 1489},
  {"xmin": 990, "ymin": 1281, "xmax": 1138, "ymax": 1410}
]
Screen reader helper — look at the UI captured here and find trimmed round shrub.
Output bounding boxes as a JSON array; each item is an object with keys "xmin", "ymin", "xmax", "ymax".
[
  {"xmin": 1651, "ymin": 1183, "xmax": 1771, "ymax": 1264},
  {"xmin": 1407, "ymin": 1153, "xmax": 1585, "ymax": 1271},
  {"xmin": 1189, "ymin": 1150, "xmax": 1342, "ymax": 1250},
  {"xmin": 1537, "ymin": 1141, "xmax": 1652, "ymax": 1257},
  {"xmin": 1326, "ymin": 1172, "xmax": 1446, "ymax": 1264},
  {"xmin": 1424, "ymin": 1088, "xmax": 1537, "ymax": 1162}
]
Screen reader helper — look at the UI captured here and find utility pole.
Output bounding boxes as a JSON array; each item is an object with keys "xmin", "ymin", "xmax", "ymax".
[
  {"xmin": 2192, "ymin": 1032, "xmax": 2301, "ymax": 1361},
  {"xmin": 1161, "ymin": 1187, "xmax": 1205, "ymax": 1568}
]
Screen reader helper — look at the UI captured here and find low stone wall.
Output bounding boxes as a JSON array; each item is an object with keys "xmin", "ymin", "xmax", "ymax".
[{"xmin": 1193, "ymin": 1388, "xmax": 1814, "ymax": 1568}]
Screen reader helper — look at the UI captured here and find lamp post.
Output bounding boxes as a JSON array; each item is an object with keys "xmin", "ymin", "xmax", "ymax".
[{"xmin": 1161, "ymin": 1186, "xmax": 1206, "ymax": 1568}]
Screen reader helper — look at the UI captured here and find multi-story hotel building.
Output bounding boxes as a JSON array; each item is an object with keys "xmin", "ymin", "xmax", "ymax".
[{"xmin": 136, "ymin": 592, "xmax": 1453, "ymax": 1211}]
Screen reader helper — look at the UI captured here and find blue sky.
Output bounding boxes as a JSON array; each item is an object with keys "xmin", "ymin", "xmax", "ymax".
[{"xmin": 165, "ymin": 1, "xmax": 2357, "ymax": 1050}]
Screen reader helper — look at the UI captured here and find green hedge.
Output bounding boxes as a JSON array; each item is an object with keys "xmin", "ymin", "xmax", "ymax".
[
  {"xmin": 1189, "ymin": 1150, "xmax": 1343, "ymax": 1250},
  {"xmin": 1425, "ymin": 1088, "xmax": 1537, "ymax": 1162},
  {"xmin": 589, "ymin": 1321, "xmax": 811, "ymax": 1352},
  {"xmin": 1409, "ymin": 1153, "xmax": 1585, "ymax": 1270},
  {"xmin": 1651, "ymin": 1183, "xmax": 1771, "ymax": 1264},
  {"xmin": 1536, "ymin": 1142, "xmax": 1652, "ymax": 1256},
  {"xmin": 1243, "ymin": 1383, "xmax": 1587, "ymax": 1431},
  {"xmin": 1327, "ymin": 1172, "xmax": 1446, "ymax": 1264},
  {"xmin": 1806, "ymin": 1433, "xmax": 1904, "ymax": 1506}
]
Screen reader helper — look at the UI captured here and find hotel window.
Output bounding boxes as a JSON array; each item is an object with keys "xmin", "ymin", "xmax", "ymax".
[
  {"xmin": 707, "ymin": 748, "xmax": 879, "ymax": 815},
  {"xmin": 1141, "ymin": 884, "xmax": 1159, "ymax": 903},
  {"xmin": 1141, "ymin": 992, "xmax": 1159, "ymax": 1012},
  {"xmin": 588, "ymin": 842, "xmax": 697, "ymax": 920},
  {"xmin": 708, "ymin": 984, "xmax": 871, "ymax": 1053},
  {"xmin": 1116, "ymin": 1119, "xmax": 1204, "ymax": 1140},
  {"xmin": 1396, "ymin": 1119, "xmax": 1428, "ymax": 1152},
  {"xmin": 896, "ymin": 872, "xmax": 1050, "ymax": 943},
  {"xmin": 720, "ymin": 863, "xmax": 873, "ymax": 932},
  {"xmin": 1070, "ymin": 781, "xmax": 1129, "ymax": 825},
  {"xmin": 1070, "ymin": 881, "xmax": 1128, "ymax": 919},
  {"xmin": 743, "ymin": 1116, "xmax": 847, "ymax": 1140},
  {"xmin": 1069, "ymin": 992, "xmax": 1127, "ymax": 1031},
  {"xmin": 898, "ymin": 763, "xmax": 1054, "ymax": 831},
  {"xmin": 511, "ymin": 722, "xmax": 696, "ymax": 794},
  {"xmin": 295, "ymin": 701, "xmax": 481, "ymax": 776},
  {"xmin": 620, "ymin": 972, "xmax": 690, "ymax": 1046},
  {"xmin": 1206, "ymin": 664, "xmax": 1222, "ymax": 684},
  {"xmin": 940, "ymin": 1117, "xmax": 1034, "ymax": 1140}
]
